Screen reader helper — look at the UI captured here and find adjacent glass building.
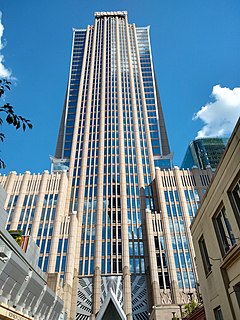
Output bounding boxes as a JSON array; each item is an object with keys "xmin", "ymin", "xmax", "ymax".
[
  {"xmin": 181, "ymin": 137, "xmax": 229, "ymax": 172},
  {"xmin": 1, "ymin": 11, "xmax": 213, "ymax": 320}
]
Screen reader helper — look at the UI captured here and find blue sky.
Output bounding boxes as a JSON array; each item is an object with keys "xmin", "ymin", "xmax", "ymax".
[{"xmin": 0, "ymin": 0, "xmax": 240, "ymax": 174}]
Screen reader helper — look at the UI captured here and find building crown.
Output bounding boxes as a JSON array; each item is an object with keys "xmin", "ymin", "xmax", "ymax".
[{"xmin": 94, "ymin": 11, "xmax": 127, "ymax": 18}]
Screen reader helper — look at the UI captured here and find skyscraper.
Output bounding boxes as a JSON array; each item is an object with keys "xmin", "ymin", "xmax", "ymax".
[
  {"xmin": 55, "ymin": 10, "xmax": 172, "ymax": 318},
  {"xmin": 181, "ymin": 137, "xmax": 229, "ymax": 171},
  {"xmin": 0, "ymin": 11, "xmax": 213, "ymax": 320}
]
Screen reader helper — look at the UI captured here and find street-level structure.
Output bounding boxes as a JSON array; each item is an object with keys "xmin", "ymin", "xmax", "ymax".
[{"xmin": 0, "ymin": 185, "xmax": 64, "ymax": 320}]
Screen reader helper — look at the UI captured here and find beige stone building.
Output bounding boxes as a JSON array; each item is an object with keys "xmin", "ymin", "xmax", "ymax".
[
  {"xmin": 191, "ymin": 118, "xmax": 240, "ymax": 320},
  {"xmin": 0, "ymin": 166, "xmax": 212, "ymax": 319},
  {"xmin": 0, "ymin": 184, "xmax": 65, "ymax": 320}
]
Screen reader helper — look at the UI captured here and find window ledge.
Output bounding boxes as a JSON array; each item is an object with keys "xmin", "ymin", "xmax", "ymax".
[
  {"xmin": 220, "ymin": 242, "xmax": 240, "ymax": 269},
  {"xmin": 206, "ymin": 269, "xmax": 213, "ymax": 279}
]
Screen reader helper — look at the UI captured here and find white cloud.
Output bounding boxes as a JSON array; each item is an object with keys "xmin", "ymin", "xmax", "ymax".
[
  {"xmin": 193, "ymin": 85, "xmax": 240, "ymax": 138},
  {"xmin": 0, "ymin": 11, "xmax": 12, "ymax": 79}
]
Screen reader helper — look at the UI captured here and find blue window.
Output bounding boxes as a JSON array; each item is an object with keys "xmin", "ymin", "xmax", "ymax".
[
  {"xmin": 174, "ymin": 191, "xmax": 179, "ymax": 201},
  {"xmin": 55, "ymin": 256, "xmax": 60, "ymax": 272},
  {"xmin": 180, "ymin": 252, "xmax": 186, "ymax": 268},
  {"xmin": 101, "ymin": 259, "xmax": 105, "ymax": 273},
  {"xmin": 40, "ymin": 240, "xmax": 46, "ymax": 254},
  {"xmin": 174, "ymin": 253, "xmax": 180, "ymax": 268},
  {"xmin": 172, "ymin": 237, "xmax": 176, "ymax": 250},
  {"xmin": 177, "ymin": 272, "xmax": 183, "ymax": 288},
  {"xmin": 169, "ymin": 191, "xmax": 174, "ymax": 202},
  {"xmin": 172, "ymin": 205, "xmax": 177, "ymax": 217},
  {"xmin": 186, "ymin": 252, "xmax": 192, "ymax": 268},
  {"xmin": 84, "ymin": 260, "xmax": 88, "ymax": 275},
  {"xmin": 177, "ymin": 204, "xmax": 182, "ymax": 216},
  {"xmin": 177, "ymin": 236, "xmax": 183, "ymax": 249},
  {"xmin": 61, "ymin": 256, "xmax": 66, "ymax": 272},
  {"xmin": 63, "ymin": 239, "xmax": 68, "ymax": 252},
  {"xmin": 43, "ymin": 256, "xmax": 49, "ymax": 272},
  {"xmin": 130, "ymin": 259, "xmax": 134, "ymax": 273},
  {"xmin": 46, "ymin": 240, "xmax": 51, "ymax": 253},
  {"xmin": 38, "ymin": 257, "xmax": 43, "ymax": 269},
  {"xmin": 189, "ymin": 190, "xmax": 195, "ymax": 201},
  {"xmin": 184, "ymin": 190, "xmax": 190, "ymax": 201},
  {"xmin": 90, "ymin": 260, "xmax": 94, "ymax": 274},
  {"xmin": 79, "ymin": 260, "xmax": 83, "ymax": 274},
  {"xmin": 182, "ymin": 235, "xmax": 188, "ymax": 249},
  {"xmin": 164, "ymin": 191, "xmax": 169, "ymax": 202},
  {"xmin": 189, "ymin": 271, "xmax": 195, "ymax": 288},
  {"xmin": 166, "ymin": 204, "xmax": 171, "ymax": 216},
  {"xmin": 183, "ymin": 271, "xmax": 189, "ymax": 288},
  {"xmin": 58, "ymin": 239, "xmax": 63, "ymax": 253}
]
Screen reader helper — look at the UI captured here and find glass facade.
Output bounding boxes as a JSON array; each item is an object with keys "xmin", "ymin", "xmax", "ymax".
[
  {"xmin": 56, "ymin": 12, "xmax": 172, "ymax": 282},
  {"xmin": 181, "ymin": 137, "xmax": 229, "ymax": 171}
]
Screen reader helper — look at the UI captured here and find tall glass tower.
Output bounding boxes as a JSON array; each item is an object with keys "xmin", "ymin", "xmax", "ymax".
[
  {"xmin": 56, "ymin": 11, "xmax": 171, "ymax": 314},
  {"xmin": 0, "ymin": 11, "xmax": 213, "ymax": 320},
  {"xmin": 54, "ymin": 10, "xmax": 172, "ymax": 318}
]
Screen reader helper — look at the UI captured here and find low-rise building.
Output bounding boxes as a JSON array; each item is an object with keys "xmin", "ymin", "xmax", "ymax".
[
  {"xmin": 0, "ymin": 185, "xmax": 65, "ymax": 320},
  {"xmin": 191, "ymin": 119, "xmax": 240, "ymax": 320}
]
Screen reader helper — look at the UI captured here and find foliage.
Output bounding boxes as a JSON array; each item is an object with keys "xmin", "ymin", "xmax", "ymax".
[
  {"xmin": 183, "ymin": 300, "xmax": 199, "ymax": 318},
  {"xmin": 8, "ymin": 229, "xmax": 23, "ymax": 246},
  {"xmin": 0, "ymin": 78, "xmax": 32, "ymax": 168}
]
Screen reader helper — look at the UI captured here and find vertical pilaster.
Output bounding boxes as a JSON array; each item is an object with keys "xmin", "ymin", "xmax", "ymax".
[
  {"xmin": 64, "ymin": 17, "xmax": 98, "ymax": 320},
  {"xmin": 145, "ymin": 209, "xmax": 161, "ymax": 306},
  {"xmin": 155, "ymin": 168, "xmax": 179, "ymax": 303},
  {"xmin": 124, "ymin": 19, "xmax": 145, "ymax": 189},
  {"xmin": 64, "ymin": 211, "xmax": 78, "ymax": 315},
  {"xmin": 4, "ymin": 171, "xmax": 17, "ymax": 210},
  {"xmin": 10, "ymin": 171, "xmax": 30, "ymax": 230},
  {"xmin": 48, "ymin": 172, "xmax": 68, "ymax": 273},
  {"xmin": 31, "ymin": 170, "xmax": 49, "ymax": 240},
  {"xmin": 91, "ymin": 16, "xmax": 107, "ymax": 316},
  {"xmin": 116, "ymin": 16, "xmax": 132, "ymax": 320}
]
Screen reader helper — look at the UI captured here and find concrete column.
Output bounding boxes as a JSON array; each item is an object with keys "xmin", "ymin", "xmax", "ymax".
[
  {"xmin": 64, "ymin": 19, "xmax": 98, "ymax": 320},
  {"xmin": 10, "ymin": 171, "xmax": 31, "ymax": 230},
  {"xmin": 92, "ymin": 16, "xmax": 107, "ymax": 316},
  {"xmin": 48, "ymin": 172, "xmax": 68, "ymax": 273},
  {"xmin": 53, "ymin": 31, "xmax": 90, "ymax": 317},
  {"xmin": 31, "ymin": 170, "xmax": 49, "ymax": 240},
  {"xmin": 132, "ymin": 25, "xmax": 155, "ymax": 180},
  {"xmin": 4, "ymin": 171, "xmax": 17, "ymax": 210},
  {"xmin": 155, "ymin": 168, "xmax": 179, "ymax": 303},
  {"xmin": 124, "ymin": 19, "xmax": 145, "ymax": 188},
  {"xmin": 64, "ymin": 211, "xmax": 78, "ymax": 315},
  {"xmin": 116, "ymin": 16, "xmax": 132, "ymax": 320},
  {"xmin": 145, "ymin": 209, "xmax": 161, "ymax": 306},
  {"xmin": 66, "ymin": 28, "xmax": 91, "ymax": 320},
  {"xmin": 76, "ymin": 19, "xmax": 97, "ymax": 227}
]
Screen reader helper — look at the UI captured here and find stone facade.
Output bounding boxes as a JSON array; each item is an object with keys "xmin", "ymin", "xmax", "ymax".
[{"xmin": 191, "ymin": 119, "xmax": 240, "ymax": 320}]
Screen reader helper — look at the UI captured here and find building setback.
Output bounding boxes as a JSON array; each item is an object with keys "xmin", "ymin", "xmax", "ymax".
[{"xmin": 1, "ymin": 11, "xmax": 214, "ymax": 320}]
